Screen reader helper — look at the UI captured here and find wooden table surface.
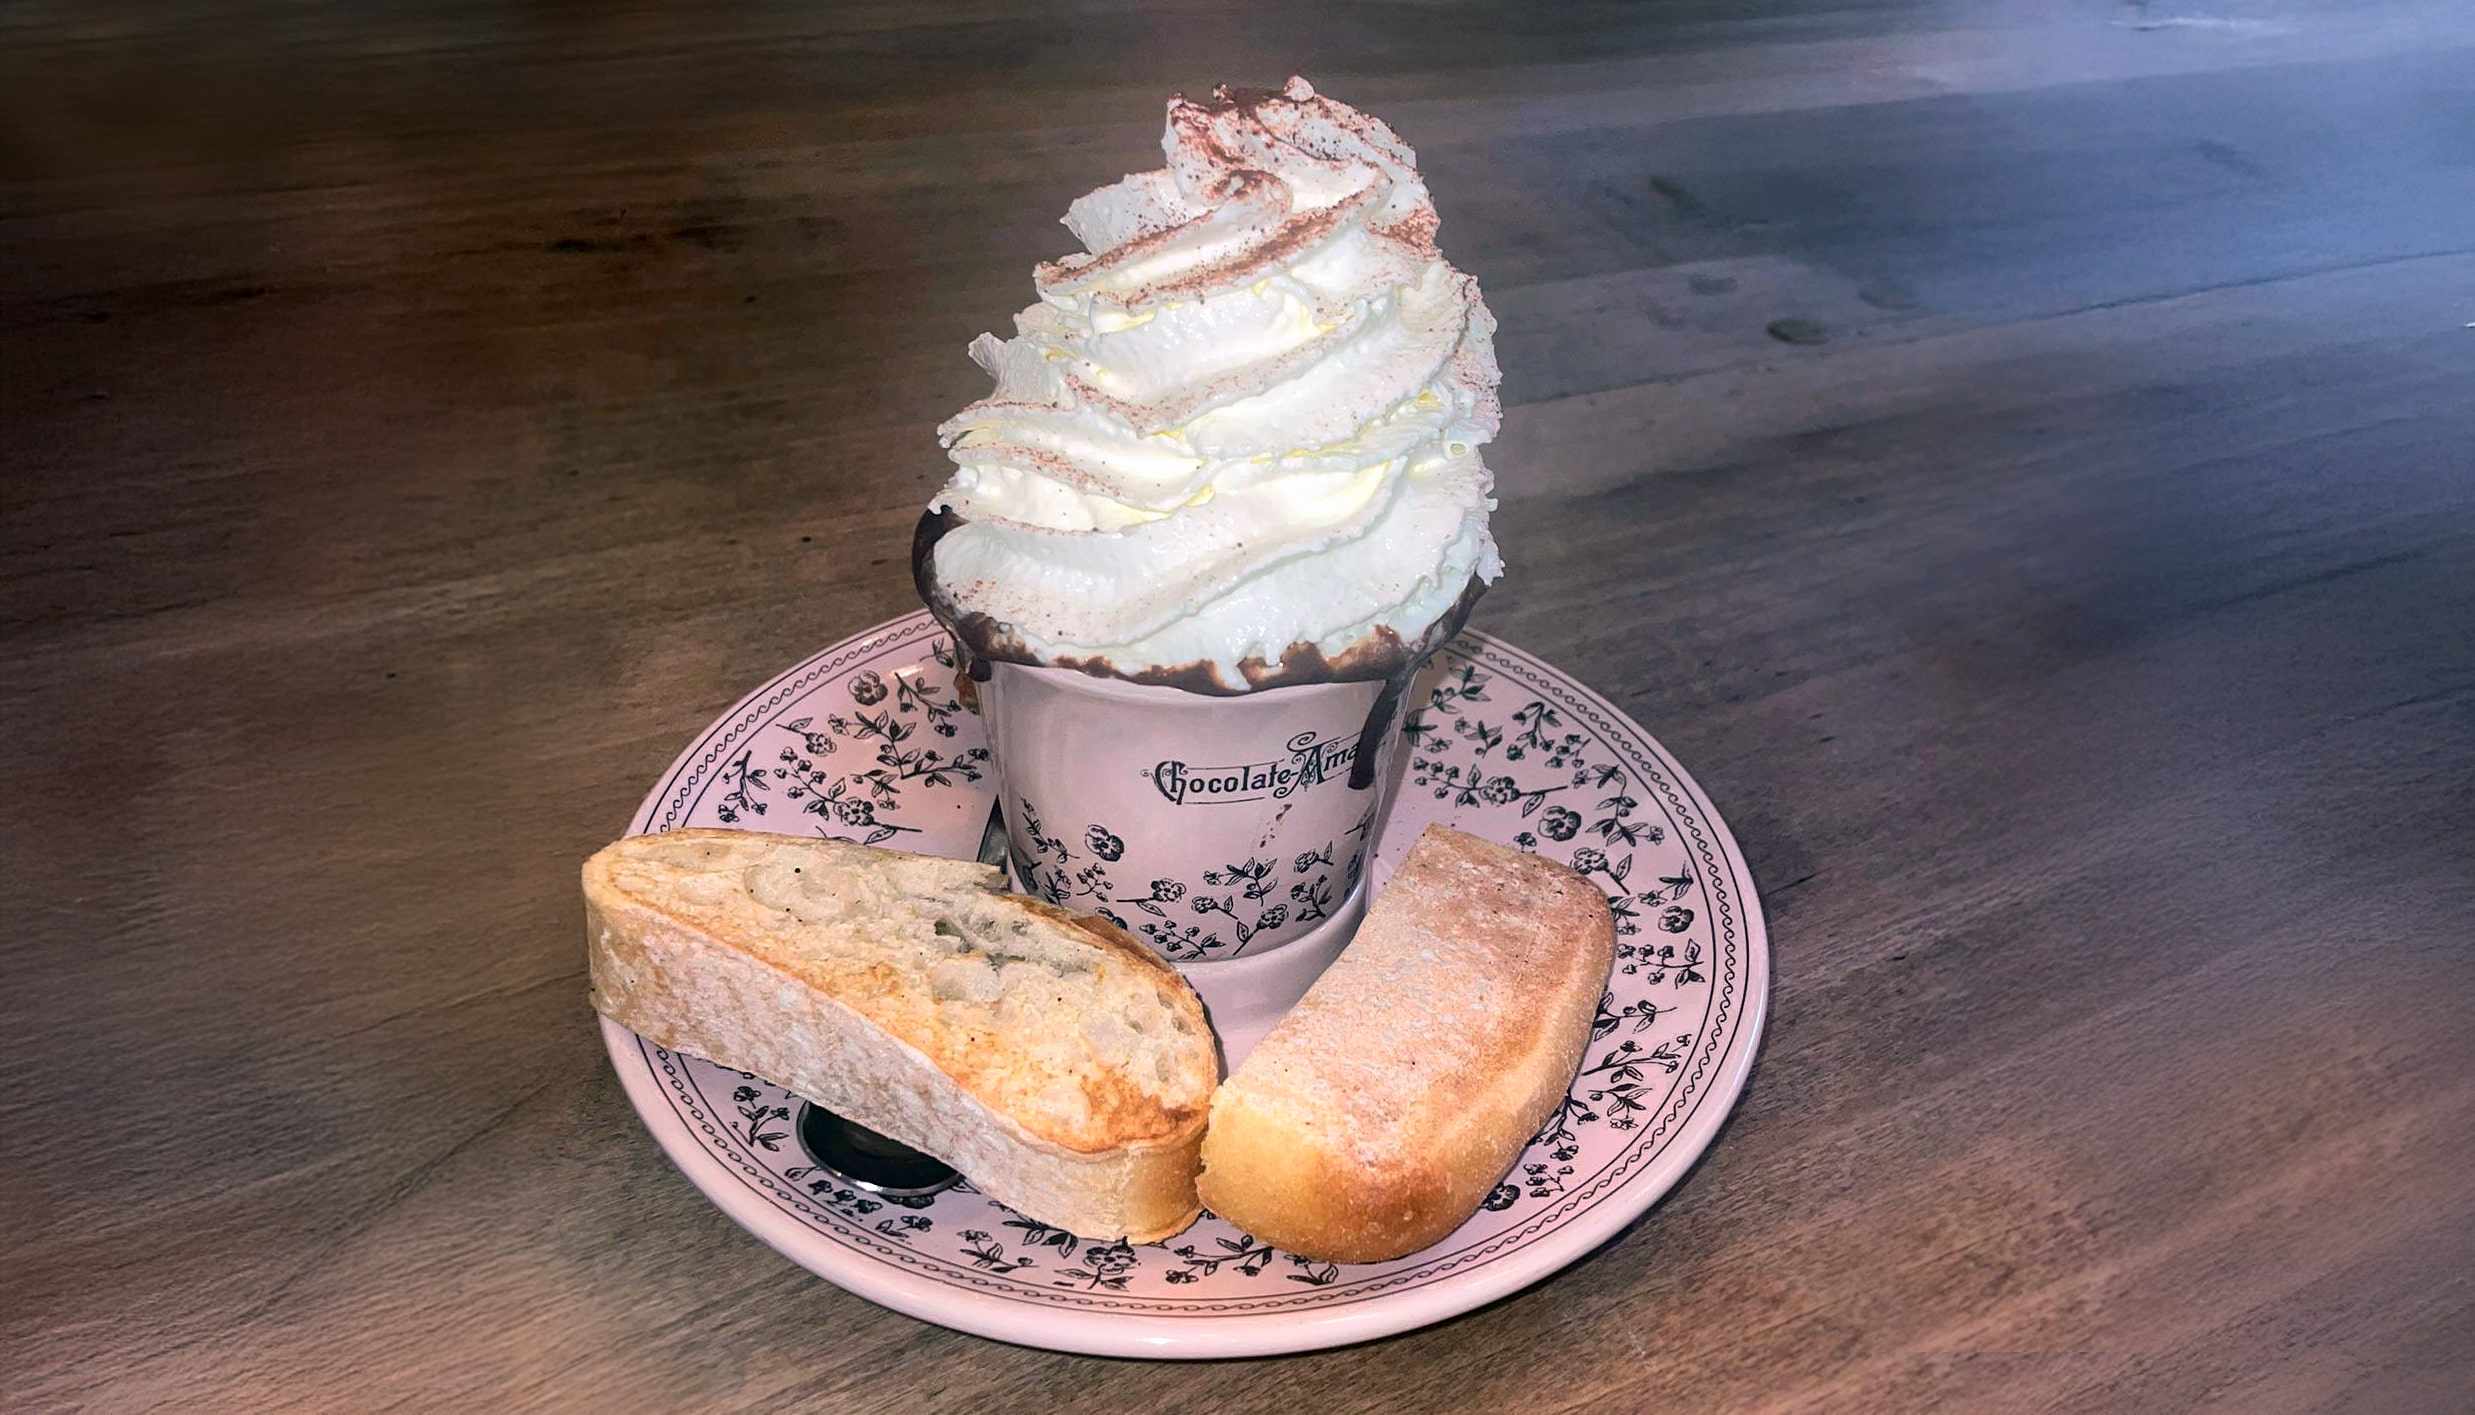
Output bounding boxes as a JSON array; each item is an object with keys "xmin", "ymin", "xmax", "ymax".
[{"xmin": 6, "ymin": 1, "xmax": 2472, "ymax": 1409}]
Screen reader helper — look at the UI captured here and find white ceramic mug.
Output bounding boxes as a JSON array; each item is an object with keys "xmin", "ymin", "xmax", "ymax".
[{"xmin": 976, "ymin": 662, "xmax": 1406, "ymax": 967}]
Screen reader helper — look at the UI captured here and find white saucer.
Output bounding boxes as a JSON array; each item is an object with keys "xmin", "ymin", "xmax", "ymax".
[{"xmin": 603, "ymin": 611, "xmax": 1768, "ymax": 1358}]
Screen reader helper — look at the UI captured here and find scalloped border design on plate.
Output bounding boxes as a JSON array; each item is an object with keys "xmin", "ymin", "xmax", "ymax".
[{"xmin": 603, "ymin": 611, "xmax": 1767, "ymax": 1356}]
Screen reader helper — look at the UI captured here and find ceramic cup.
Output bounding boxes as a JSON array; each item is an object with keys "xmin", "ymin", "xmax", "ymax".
[{"xmin": 976, "ymin": 662, "xmax": 1407, "ymax": 985}]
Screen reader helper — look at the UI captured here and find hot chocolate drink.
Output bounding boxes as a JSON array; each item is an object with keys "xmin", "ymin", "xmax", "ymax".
[
  {"xmin": 916, "ymin": 76, "xmax": 1503, "ymax": 704},
  {"xmin": 914, "ymin": 77, "xmax": 1507, "ymax": 981}
]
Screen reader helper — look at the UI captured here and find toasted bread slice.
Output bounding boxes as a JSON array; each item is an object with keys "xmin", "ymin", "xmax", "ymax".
[
  {"xmin": 1197, "ymin": 825, "xmax": 1614, "ymax": 1262},
  {"xmin": 586, "ymin": 829, "xmax": 1215, "ymax": 1243}
]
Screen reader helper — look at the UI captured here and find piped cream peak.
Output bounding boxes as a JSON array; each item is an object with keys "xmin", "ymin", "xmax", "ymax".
[{"xmin": 924, "ymin": 78, "xmax": 1502, "ymax": 689}]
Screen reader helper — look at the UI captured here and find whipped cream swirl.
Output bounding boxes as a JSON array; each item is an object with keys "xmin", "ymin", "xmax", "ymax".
[{"xmin": 924, "ymin": 76, "xmax": 1502, "ymax": 690}]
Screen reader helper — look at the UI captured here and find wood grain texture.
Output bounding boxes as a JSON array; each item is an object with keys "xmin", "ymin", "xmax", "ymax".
[{"xmin": 4, "ymin": 1, "xmax": 2471, "ymax": 1409}]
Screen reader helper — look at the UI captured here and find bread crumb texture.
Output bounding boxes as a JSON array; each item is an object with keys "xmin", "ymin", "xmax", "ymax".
[
  {"xmin": 1199, "ymin": 825, "xmax": 1614, "ymax": 1262},
  {"xmin": 1235, "ymin": 829, "xmax": 1604, "ymax": 1155},
  {"xmin": 591, "ymin": 831, "xmax": 1213, "ymax": 1152}
]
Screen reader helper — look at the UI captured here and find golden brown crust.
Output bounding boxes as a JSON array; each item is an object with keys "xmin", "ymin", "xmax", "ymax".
[
  {"xmin": 1196, "ymin": 825, "xmax": 1615, "ymax": 1263},
  {"xmin": 584, "ymin": 830, "xmax": 1214, "ymax": 1241}
]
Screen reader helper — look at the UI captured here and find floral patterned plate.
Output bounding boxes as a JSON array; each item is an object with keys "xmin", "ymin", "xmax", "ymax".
[{"xmin": 602, "ymin": 611, "xmax": 1768, "ymax": 1358}]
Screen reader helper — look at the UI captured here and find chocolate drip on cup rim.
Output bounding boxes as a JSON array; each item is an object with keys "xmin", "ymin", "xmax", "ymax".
[{"xmin": 912, "ymin": 507, "xmax": 1486, "ymax": 787}]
